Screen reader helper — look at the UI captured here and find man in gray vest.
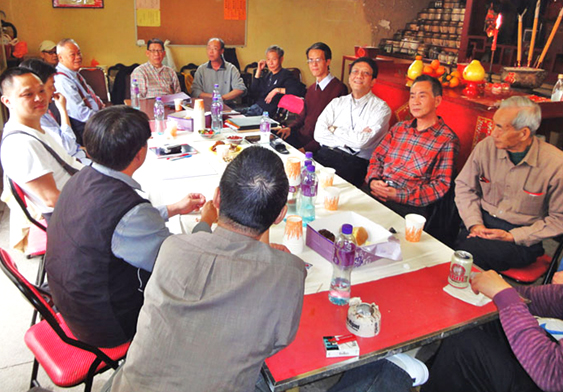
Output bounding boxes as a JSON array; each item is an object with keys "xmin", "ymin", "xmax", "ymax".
[{"xmin": 45, "ymin": 106, "xmax": 213, "ymax": 348}]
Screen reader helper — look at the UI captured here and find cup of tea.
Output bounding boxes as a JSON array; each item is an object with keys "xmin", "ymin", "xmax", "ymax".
[
  {"xmin": 323, "ymin": 186, "xmax": 340, "ymax": 211},
  {"xmin": 283, "ymin": 215, "xmax": 304, "ymax": 254},
  {"xmin": 320, "ymin": 168, "xmax": 336, "ymax": 188},
  {"xmin": 405, "ymin": 214, "xmax": 426, "ymax": 242}
]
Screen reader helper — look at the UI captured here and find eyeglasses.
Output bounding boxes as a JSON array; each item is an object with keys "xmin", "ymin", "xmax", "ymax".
[
  {"xmin": 43, "ymin": 49, "xmax": 57, "ymax": 55},
  {"xmin": 307, "ymin": 58, "xmax": 324, "ymax": 64},
  {"xmin": 350, "ymin": 69, "xmax": 372, "ymax": 77},
  {"xmin": 148, "ymin": 50, "xmax": 165, "ymax": 54}
]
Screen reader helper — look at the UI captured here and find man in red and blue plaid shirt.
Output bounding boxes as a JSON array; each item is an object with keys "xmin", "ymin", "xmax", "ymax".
[{"xmin": 365, "ymin": 75, "xmax": 459, "ymax": 218}]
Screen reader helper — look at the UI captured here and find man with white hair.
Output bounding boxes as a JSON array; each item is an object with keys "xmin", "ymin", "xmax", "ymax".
[
  {"xmin": 455, "ymin": 96, "xmax": 563, "ymax": 271},
  {"xmin": 54, "ymin": 38, "xmax": 103, "ymax": 143}
]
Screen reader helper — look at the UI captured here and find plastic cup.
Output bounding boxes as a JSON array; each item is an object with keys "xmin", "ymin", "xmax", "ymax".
[
  {"xmin": 405, "ymin": 214, "xmax": 426, "ymax": 242},
  {"xmin": 215, "ymin": 144, "xmax": 230, "ymax": 160},
  {"xmin": 283, "ymin": 215, "xmax": 304, "ymax": 254},
  {"xmin": 320, "ymin": 167, "xmax": 336, "ymax": 188},
  {"xmin": 323, "ymin": 186, "xmax": 340, "ymax": 211},
  {"xmin": 285, "ymin": 157, "xmax": 301, "ymax": 186},
  {"xmin": 174, "ymin": 98, "xmax": 183, "ymax": 112}
]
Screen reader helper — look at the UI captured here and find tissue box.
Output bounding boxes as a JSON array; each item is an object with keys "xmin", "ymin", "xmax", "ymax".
[
  {"xmin": 167, "ymin": 110, "xmax": 194, "ymax": 131},
  {"xmin": 306, "ymin": 212, "xmax": 393, "ymax": 267}
]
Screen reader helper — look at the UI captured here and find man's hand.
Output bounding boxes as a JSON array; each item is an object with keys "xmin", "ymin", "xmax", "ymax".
[
  {"xmin": 265, "ymin": 88, "xmax": 280, "ymax": 104},
  {"xmin": 52, "ymin": 92, "xmax": 67, "ymax": 109},
  {"xmin": 470, "ymin": 270, "xmax": 512, "ymax": 298},
  {"xmin": 270, "ymin": 243, "xmax": 291, "ymax": 253},
  {"xmin": 552, "ymin": 271, "xmax": 563, "ymax": 285},
  {"xmin": 361, "ymin": 126, "xmax": 372, "ymax": 133},
  {"xmin": 369, "ymin": 180, "xmax": 397, "ymax": 202},
  {"xmin": 276, "ymin": 127, "xmax": 291, "ymax": 140},
  {"xmin": 255, "ymin": 60, "xmax": 266, "ymax": 78},
  {"xmin": 468, "ymin": 225, "xmax": 514, "ymax": 242},
  {"xmin": 200, "ymin": 200, "xmax": 218, "ymax": 227},
  {"xmin": 167, "ymin": 193, "xmax": 206, "ymax": 217}
]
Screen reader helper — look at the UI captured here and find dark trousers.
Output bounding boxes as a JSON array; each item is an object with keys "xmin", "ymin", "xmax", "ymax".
[
  {"xmin": 422, "ymin": 322, "xmax": 542, "ymax": 392},
  {"xmin": 328, "ymin": 359, "xmax": 413, "ymax": 392},
  {"xmin": 456, "ymin": 211, "xmax": 544, "ymax": 271},
  {"xmin": 315, "ymin": 146, "xmax": 369, "ymax": 188}
]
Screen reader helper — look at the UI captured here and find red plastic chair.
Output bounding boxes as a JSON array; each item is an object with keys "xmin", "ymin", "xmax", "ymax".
[
  {"xmin": 0, "ymin": 248, "xmax": 130, "ymax": 392},
  {"xmin": 501, "ymin": 240, "xmax": 563, "ymax": 284},
  {"xmin": 277, "ymin": 94, "xmax": 305, "ymax": 115}
]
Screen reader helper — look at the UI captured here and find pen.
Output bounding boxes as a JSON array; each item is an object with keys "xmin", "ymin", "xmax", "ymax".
[{"xmin": 169, "ymin": 154, "xmax": 192, "ymax": 161}]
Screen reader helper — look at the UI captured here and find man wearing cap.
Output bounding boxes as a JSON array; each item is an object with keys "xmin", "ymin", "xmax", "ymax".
[
  {"xmin": 130, "ymin": 38, "xmax": 181, "ymax": 99},
  {"xmin": 39, "ymin": 40, "xmax": 58, "ymax": 66},
  {"xmin": 54, "ymin": 38, "xmax": 104, "ymax": 143}
]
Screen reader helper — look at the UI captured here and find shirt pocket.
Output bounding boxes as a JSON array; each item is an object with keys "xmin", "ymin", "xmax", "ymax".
[{"xmin": 517, "ymin": 185, "xmax": 547, "ymax": 216}]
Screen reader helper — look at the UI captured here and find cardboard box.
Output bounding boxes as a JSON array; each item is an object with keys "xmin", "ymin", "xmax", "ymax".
[
  {"xmin": 167, "ymin": 110, "xmax": 194, "ymax": 131},
  {"xmin": 306, "ymin": 212, "xmax": 393, "ymax": 267}
]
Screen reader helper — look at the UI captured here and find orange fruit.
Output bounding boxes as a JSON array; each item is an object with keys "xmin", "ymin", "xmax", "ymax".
[
  {"xmin": 446, "ymin": 74, "xmax": 453, "ymax": 81},
  {"xmin": 423, "ymin": 65, "xmax": 434, "ymax": 75},
  {"xmin": 450, "ymin": 70, "xmax": 462, "ymax": 78},
  {"xmin": 449, "ymin": 77, "xmax": 460, "ymax": 88},
  {"xmin": 430, "ymin": 60, "xmax": 440, "ymax": 70},
  {"xmin": 436, "ymin": 66, "xmax": 446, "ymax": 76}
]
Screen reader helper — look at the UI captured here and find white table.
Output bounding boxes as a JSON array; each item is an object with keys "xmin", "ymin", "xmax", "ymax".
[{"xmin": 134, "ymin": 128, "xmax": 455, "ymax": 295}]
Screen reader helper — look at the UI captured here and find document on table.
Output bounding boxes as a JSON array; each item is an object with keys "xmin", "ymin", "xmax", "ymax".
[{"xmin": 151, "ymin": 155, "xmax": 218, "ymax": 180}]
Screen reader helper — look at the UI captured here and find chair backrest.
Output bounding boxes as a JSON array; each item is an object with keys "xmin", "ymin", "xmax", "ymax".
[
  {"xmin": 110, "ymin": 63, "xmax": 139, "ymax": 105},
  {"xmin": 0, "ymin": 247, "xmax": 119, "ymax": 365},
  {"xmin": 107, "ymin": 63, "xmax": 126, "ymax": 93},
  {"xmin": 8, "ymin": 179, "xmax": 47, "ymax": 232},
  {"xmin": 278, "ymin": 94, "xmax": 305, "ymax": 114},
  {"xmin": 287, "ymin": 67, "xmax": 302, "ymax": 83},
  {"xmin": 543, "ymin": 238, "xmax": 563, "ymax": 284},
  {"xmin": 79, "ymin": 67, "xmax": 110, "ymax": 105}
]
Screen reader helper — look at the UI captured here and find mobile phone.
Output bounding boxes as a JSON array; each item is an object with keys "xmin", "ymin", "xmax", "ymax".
[
  {"xmin": 245, "ymin": 134, "xmax": 276, "ymax": 144},
  {"xmin": 153, "ymin": 144, "xmax": 197, "ymax": 157}
]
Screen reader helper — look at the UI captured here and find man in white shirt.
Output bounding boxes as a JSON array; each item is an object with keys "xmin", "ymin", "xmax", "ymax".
[
  {"xmin": 314, "ymin": 57, "xmax": 391, "ymax": 187},
  {"xmin": 54, "ymin": 38, "xmax": 104, "ymax": 144},
  {"xmin": 0, "ymin": 68, "xmax": 83, "ymax": 219},
  {"xmin": 130, "ymin": 38, "xmax": 181, "ymax": 99}
]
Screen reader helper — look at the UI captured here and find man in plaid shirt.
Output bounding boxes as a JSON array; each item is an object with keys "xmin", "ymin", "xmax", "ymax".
[
  {"xmin": 131, "ymin": 38, "xmax": 181, "ymax": 99},
  {"xmin": 365, "ymin": 75, "xmax": 459, "ymax": 219}
]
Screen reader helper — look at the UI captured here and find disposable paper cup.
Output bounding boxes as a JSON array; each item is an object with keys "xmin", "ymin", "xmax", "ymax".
[
  {"xmin": 215, "ymin": 144, "xmax": 230, "ymax": 160},
  {"xmin": 285, "ymin": 157, "xmax": 301, "ymax": 186},
  {"xmin": 283, "ymin": 215, "xmax": 304, "ymax": 254},
  {"xmin": 320, "ymin": 168, "xmax": 336, "ymax": 188},
  {"xmin": 174, "ymin": 98, "xmax": 183, "ymax": 112},
  {"xmin": 194, "ymin": 98, "xmax": 205, "ymax": 111},
  {"xmin": 405, "ymin": 214, "xmax": 426, "ymax": 242},
  {"xmin": 323, "ymin": 186, "xmax": 340, "ymax": 211}
]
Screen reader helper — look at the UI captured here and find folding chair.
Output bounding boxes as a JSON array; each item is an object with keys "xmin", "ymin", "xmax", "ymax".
[
  {"xmin": 0, "ymin": 248, "xmax": 130, "ymax": 392},
  {"xmin": 79, "ymin": 67, "xmax": 110, "ymax": 105},
  {"xmin": 500, "ymin": 239, "xmax": 563, "ymax": 284}
]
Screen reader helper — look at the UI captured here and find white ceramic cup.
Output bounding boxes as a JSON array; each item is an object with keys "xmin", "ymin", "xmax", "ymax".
[{"xmin": 405, "ymin": 214, "xmax": 426, "ymax": 242}]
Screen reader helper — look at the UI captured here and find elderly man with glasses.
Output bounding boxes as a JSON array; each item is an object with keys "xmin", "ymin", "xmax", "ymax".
[
  {"xmin": 314, "ymin": 57, "xmax": 391, "ymax": 187},
  {"xmin": 39, "ymin": 40, "xmax": 58, "ymax": 66},
  {"xmin": 131, "ymin": 38, "xmax": 181, "ymax": 99}
]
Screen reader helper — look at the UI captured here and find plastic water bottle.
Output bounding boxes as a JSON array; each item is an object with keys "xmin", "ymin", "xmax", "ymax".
[
  {"xmin": 551, "ymin": 74, "xmax": 563, "ymax": 102},
  {"xmin": 211, "ymin": 96, "xmax": 222, "ymax": 133},
  {"xmin": 301, "ymin": 159, "xmax": 312, "ymax": 184},
  {"xmin": 285, "ymin": 185, "xmax": 299, "ymax": 220},
  {"xmin": 130, "ymin": 79, "xmax": 140, "ymax": 110},
  {"xmin": 304, "ymin": 151, "xmax": 316, "ymax": 171},
  {"xmin": 298, "ymin": 164, "xmax": 317, "ymax": 226},
  {"xmin": 329, "ymin": 224, "xmax": 357, "ymax": 306},
  {"xmin": 154, "ymin": 97, "xmax": 165, "ymax": 135},
  {"xmin": 260, "ymin": 111, "xmax": 271, "ymax": 144},
  {"xmin": 213, "ymin": 83, "xmax": 224, "ymax": 111}
]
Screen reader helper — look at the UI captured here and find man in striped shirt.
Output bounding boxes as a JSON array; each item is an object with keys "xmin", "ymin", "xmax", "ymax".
[
  {"xmin": 131, "ymin": 38, "xmax": 181, "ymax": 99},
  {"xmin": 365, "ymin": 75, "xmax": 459, "ymax": 217}
]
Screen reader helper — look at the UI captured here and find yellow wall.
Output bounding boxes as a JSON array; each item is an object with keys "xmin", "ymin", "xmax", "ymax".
[{"xmin": 1, "ymin": 0, "xmax": 425, "ymax": 86}]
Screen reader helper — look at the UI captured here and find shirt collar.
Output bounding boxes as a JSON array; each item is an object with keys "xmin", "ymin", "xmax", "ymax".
[
  {"xmin": 407, "ymin": 116, "xmax": 445, "ymax": 134},
  {"xmin": 91, "ymin": 162, "xmax": 142, "ymax": 190},
  {"xmin": 147, "ymin": 62, "xmax": 164, "ymax": 71},
  {"xmin": 4, "ymin": 119, "xmax": 43, "ymax": 136},
  {"xmin": 56, "ymin": 63, "xmax": 77, "ymax": 77},
  {"xmin": 316, "ymin": 73, "xmax": 334, "ymax": 91},
  {"xmin": 350, "ymin": 91, "xmax": 373, "ymax": 106},
  {"xmin": 206, "ymin": 59, "xmax": 226, "ymax": 70},
  {"xmin": 517, "ymin": 137, "xmax": 539, "ymax": 167}
]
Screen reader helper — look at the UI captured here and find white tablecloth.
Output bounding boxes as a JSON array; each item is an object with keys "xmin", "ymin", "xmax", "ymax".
[{"xmin": 134, "ymin": 128, "xmax": 454, "ymax": 295}]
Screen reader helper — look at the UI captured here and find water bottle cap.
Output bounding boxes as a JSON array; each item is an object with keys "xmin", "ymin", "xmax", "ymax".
[
  {"xmin": 262, "ymin": 111, "xmax": 269, "ymax": 117},
  {"xmin": 304, "ymin": 160, "xmax": 312, "ymax": 166},
  {"xmin": 156, "ymin": 97, "xmax": 162, "ymax": 101},
  {"xmin": 306, "ymin": 164, "xmax": 315, "ymax": 172},
  {"xmin": 132, "ymin": 78, "xmax": 137, "ymax": 82},
  {"xmin": 214, "ymin": 83, "xmax": 219, "ymax": 88},
  {"xmin": 341, "ymin": 224, "xmax": 353, "ymax": 235},
  {"xmin": 305, "ymin": 152, "xmax": 313, "ymax": 159}
]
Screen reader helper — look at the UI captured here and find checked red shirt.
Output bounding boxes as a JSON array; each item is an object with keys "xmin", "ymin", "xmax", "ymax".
[{"xmin": 365, "ymin": 117, "xmax": 459, "ymax": 206}]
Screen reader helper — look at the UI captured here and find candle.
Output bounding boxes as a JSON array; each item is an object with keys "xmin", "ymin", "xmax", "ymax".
[
  {"xmin": 491, "ymin": 14, "xmax": 502, "ymax": 52},
  {"xmin": 536, "ymin": 8, "xmax": 563, "ymax": 68},
  {"xmin": 528, "ymin": 0, "xmax": 541, "ymax": 67}
]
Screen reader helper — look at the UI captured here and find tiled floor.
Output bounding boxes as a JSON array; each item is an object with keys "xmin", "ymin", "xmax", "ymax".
[{"xmin": 0, "ymin": 199, "xmax": 558, "ymax": 392}]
